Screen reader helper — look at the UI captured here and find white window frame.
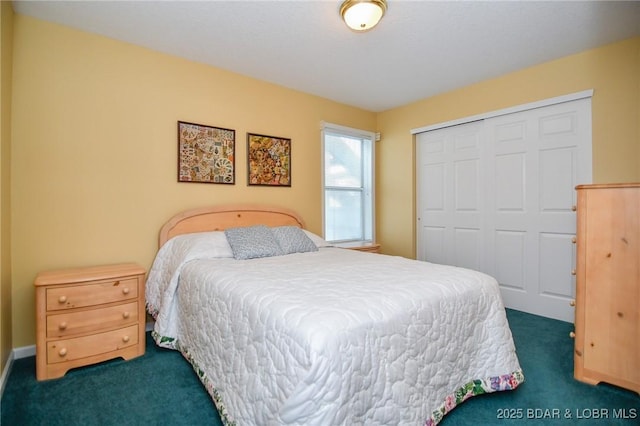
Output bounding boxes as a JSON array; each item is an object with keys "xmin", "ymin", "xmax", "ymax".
[{"xmin": 320, "ymin": 122, "xmax": 375, "ymax": 245}]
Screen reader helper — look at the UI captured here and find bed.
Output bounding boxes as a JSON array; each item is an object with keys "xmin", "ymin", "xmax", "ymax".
[{"xmin": 145, "ymin": 204, "xmax": 524, "ymax": 425}]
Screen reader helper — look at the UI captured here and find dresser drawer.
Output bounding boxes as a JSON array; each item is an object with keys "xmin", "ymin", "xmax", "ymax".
[
  {"xmin": 46, "ymin": 278, "xmax": 138, "ymax": 311},
  {"xmin": 46, "ymin": 324, "xmax": 139, "ymax": 364},
  {"xmin": 46, "ymin": 301, "xmax": 138, "ymax": 338}
]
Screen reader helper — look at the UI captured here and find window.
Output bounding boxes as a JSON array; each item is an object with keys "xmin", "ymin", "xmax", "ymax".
[{"xmin": 321, "ymin": 123, "xmax": 375, "ymax": 244}]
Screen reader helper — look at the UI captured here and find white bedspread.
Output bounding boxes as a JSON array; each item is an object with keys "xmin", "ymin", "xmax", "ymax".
[{"xmin": 146, "ymin": 242, "xmax": 523, "ymax": 426}]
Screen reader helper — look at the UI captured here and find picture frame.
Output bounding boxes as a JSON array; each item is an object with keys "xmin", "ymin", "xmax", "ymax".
[
  {"xmin": 177, "ymin": 121, "xmax": 235, "ymax": 184},
  {"xmin": 247, "ymin": 133, "xmax": 291, "ymax": 187}
]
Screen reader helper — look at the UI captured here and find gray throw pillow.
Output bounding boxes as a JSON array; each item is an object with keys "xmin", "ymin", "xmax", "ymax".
[
  {"xmin": 224, "ymin": 225, "xmax": 284, "ymax": 260},
  {"xmin": 272, "ymin": 226, "xmax": 318, "ymax": 254}
]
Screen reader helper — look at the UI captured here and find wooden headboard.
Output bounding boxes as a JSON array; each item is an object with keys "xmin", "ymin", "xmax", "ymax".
[{"xmin": 158, "ymin": 204, "xmax": 306, "ymax": 248}]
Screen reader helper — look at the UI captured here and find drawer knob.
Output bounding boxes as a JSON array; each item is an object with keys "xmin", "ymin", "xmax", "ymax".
[
  {"xmin": 58, "ymin": 295, "xmax": 67, "ymax": 304},
  {"xmin": 569, "ymin": 300, "xmax": 576, "ymax": 307},
  {"xmin": 122, "ymin": 287, "xmax": 130, "ymax": 295},
  {"xmin": 569, "ymin": 331, "xmax": 575, "ymax": 339},
  {"xmin": 571, "ymin": 269, "xmax": 576, "ymax": 276},
  {"xmin": 58, "ymin": 322, "xmax": 68, "ymax": 330},
  {"xmin": 122, "ymin": 335, "xmax": 130, "ymax": 343},
  {"xmin": 572, "ymin": 205, "xmax": 577, "ymax": 211},
  {"xmin": 58, "ymin": 347, "xmax": 67, "ymax": 357},
  {"xmin": 122, "ymin": 312, "xmax": 130, "ymax": 319},
  {"xmin": 571, "ymin": 237, "xmax": 576, "ymax": 244}
]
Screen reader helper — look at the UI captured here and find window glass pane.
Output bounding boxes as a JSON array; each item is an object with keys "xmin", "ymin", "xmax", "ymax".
[
  {"xmin": 322, "ymin": 123, "xmax": 374, "ymax": 244},
  {"xmin": 324, "ymin": 189, "xmax": 363, "ymax": 241},
  {"xmin": 325, "ymin": 134, "xmax": 362, "ymax": 188}
]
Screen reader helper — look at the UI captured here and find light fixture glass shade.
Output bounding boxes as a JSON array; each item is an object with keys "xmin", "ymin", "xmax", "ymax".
[{"xmin": 340, "ymin": 0, "xmax": 387, "ymax": 32}]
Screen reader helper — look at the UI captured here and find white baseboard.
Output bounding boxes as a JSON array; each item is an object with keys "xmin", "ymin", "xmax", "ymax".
[
  {"xmin": 0, "ymin": 350, "xmax": 15, "ymax": 403},
  {"xmin": 1, "ymin": 343, "xmax": 36, "ymax": 404},
  {"xmin": 0, "ymin": 342, "xmax": 34, "ymax": 404},
  {"xmin": 13, "ymin": 344, "xmax": 36, "ymax": 359}
]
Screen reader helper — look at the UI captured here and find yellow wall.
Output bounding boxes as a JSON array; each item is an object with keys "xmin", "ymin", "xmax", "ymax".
[
  {"xmin": 10, "ymin": 15, "xmax": 376, "ymax": 347},
  {"xmin": 376, "ymin": 37, "xmax": 640, "ymax": 259},
  {"xmin": 8, "ymin": 14, "xmax": 640, "ymax": 350},
  {"xmin": 1, "ymin": 1, "xmax": 14, "ymax": 376}
]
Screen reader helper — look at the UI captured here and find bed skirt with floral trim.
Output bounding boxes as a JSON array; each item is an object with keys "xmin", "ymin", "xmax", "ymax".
[
  {"xmin": 151, "ymin": 329, "xmax": 523, "ymax": 426},
  {"xmin": 427, "ymin": 370, "xmax": 525, "ymax": 425}
]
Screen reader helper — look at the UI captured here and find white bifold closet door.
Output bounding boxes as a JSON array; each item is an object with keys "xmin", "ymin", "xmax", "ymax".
[{"xmin": 416, "ymin": 98, "xmax": 591, "ymax": 322}]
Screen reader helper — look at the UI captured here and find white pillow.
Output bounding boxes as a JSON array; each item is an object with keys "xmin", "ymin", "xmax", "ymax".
[
  {"xmin": 302, "ymin": 230, "xmax": 333, "ymax": 248},
  {"xmin": 169, "ymin": 231, "xmax": 234, "ymax": 258}
]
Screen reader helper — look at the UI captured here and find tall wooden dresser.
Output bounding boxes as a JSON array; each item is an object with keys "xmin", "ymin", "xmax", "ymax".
[
  {"xmin": 574, "ymin": 183, "xmax": 640, "ymax": 394},
  {"xmin": 34, "ymin": 263, "xmax": 146, "ymax": 380}
]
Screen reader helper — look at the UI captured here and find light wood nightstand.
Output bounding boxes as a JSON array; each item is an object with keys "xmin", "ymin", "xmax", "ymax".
[
  {"xmin": 34, "ymin": 263, "xmax": 146, "ymax": 381},
  {"xmin": 343, "ymin": 242, "xmax": 381, "ymax": 254}
]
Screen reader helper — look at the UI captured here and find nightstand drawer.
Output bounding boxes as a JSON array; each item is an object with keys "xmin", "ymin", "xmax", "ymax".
[
  {"xmin": 46, "ymin": 278, "xmax": 138, "ymax": 311},
  {"xmin": 46, "ymin": 324, "xmax": 139, "ymax": 364},
  {"xmin": 46, "ymin": 301, "xmax": 138, "ymax": 338}
]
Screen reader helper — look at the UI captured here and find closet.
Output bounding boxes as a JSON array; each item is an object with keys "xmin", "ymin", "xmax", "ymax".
[
  {"xmin": 574, "ymin": 183, "xmax": 640, "ymax": 394},
  {"xmin": 414, "ymin": 93, "xmax": 592, "ymax": 321}
]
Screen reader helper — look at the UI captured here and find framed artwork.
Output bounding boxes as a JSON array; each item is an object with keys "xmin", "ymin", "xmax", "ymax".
[
  {"xmin": 247, "ymin": 133, "xmax": 291, "ymax": 186},
  {"xmin": 177, "ymin": 121, "xmax": 235, "ymax": 184}
]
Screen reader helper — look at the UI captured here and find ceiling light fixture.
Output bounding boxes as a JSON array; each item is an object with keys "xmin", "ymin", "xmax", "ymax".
[{"xmin": 340, "ymin": 0, "xmax": 387, "ymax": 32}]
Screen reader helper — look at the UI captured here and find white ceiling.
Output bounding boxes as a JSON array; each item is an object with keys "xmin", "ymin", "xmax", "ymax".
[{"xmin": 12, "ymin": 0, "xmax": 640, "ymax": 112}]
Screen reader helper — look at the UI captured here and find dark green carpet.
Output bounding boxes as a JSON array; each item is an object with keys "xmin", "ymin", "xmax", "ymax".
[
  {"xmin": 442, "ymin": 310, "xmax": 639, "ymax": 425},
  {"xmin": 1, "ymin": 335, "xmax": 222, "ymax": 425},
  {"xmin": 2, "ymin": 309, "xmax": 638, "ymax": 425}
]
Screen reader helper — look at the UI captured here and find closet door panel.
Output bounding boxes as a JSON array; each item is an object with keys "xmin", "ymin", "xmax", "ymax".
[{"xmin": 416, "ymin": 121, "xmax": 484, "ymax": 270}]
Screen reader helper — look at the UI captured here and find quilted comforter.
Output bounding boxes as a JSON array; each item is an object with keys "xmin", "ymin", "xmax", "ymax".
[{"xmin": 146, "ymin": 234, "xmax": 523, "ymax": 425}]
